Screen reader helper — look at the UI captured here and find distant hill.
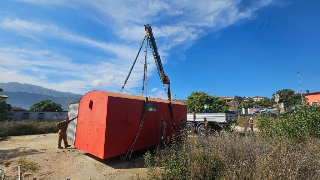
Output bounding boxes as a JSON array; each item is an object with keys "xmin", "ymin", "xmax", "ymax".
[
  {"xmin": 0, "ymin": 82, "xmax": 82, "ymax": 110},
  {"xmin": 0, "ymin": 82, "xmax": 82, "ymax": 98}
]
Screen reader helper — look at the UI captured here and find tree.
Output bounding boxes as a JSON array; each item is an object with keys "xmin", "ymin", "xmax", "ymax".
[
  {"xmin": 234, "ymin": 95, "xmax": 244, "ymax": 105},
  {"xmin": 30, "ymin": 99, "xmax": 63, "ymax": 112},
  {"xmin": 271, "ymin": 89, "xmax": 301, "ymax": 108},
  {"xmin": 255, "ymin": 97, "xmax": 273, "ymax": 108},
  {"xmin": 186, "ymin": 91, "xmax": 230, "ymax": 113},
  {"xmin": 239, "ymin": 97, "xmax": 255, "ymax": 108},
  {"xmin": 248, "ymin": 98, "xmax": 254, "ymax": 108},
  {"xmin": 0, "ymin": 98, "xmax": 11, "ymax": 113}
]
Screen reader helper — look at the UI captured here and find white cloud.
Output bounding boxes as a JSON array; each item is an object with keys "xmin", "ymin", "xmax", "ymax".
[
  {"xmin": 12, "ymin": 0, "xmax": 275, "ymax": 51},
  {"xmin": 1, "ymin": 0, "xmax": 275, "ymax": 95},
  {"xmin": 151, "ymin": 87, "xmax": 158, "ymax": 92},
  {"xmin": 91, "ymin": 75, "xmax": 115, "ymax": 87},
  {"xmin": 0, "ymin": 18, "xmax": 57, "ymax": 31},
  {"xmin": 12, "ymin": 0, "xmax": 65, "ymax": 5},
  {"xmin": 0, "ymin": 18, "xmax": 153, "ymax": 93},
  {"xmin": 0, "ymin": 46, "xmax": 145, "ymax": 94},
  {"xmin": 150, "ymin": 88, "xmax": 168, "ymax": 100},
  {"xmin": 39, "ymin": 75, "xmax": 47, "ymax": 79},
  {"xmin": 0, "ymin": 18, "xmax": 137, "ymax": 59}
]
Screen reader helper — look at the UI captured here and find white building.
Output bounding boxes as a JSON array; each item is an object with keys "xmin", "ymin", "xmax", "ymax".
[{"xmin": 251, "ymin": 96, "xmax": 264, "ymax": 102}]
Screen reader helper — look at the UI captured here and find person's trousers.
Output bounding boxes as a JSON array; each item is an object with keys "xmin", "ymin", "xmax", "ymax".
[{"xmin": 58, "ymin": 133, "xmax": 68, "ymax": 147}]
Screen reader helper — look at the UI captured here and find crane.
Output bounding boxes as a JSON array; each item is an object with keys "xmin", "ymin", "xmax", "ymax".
[
  {"xmin": 121, "ymin": 24, "xmax": 176, "ymax": 159},
  {"xmin": 121, "ymin": 24, "xmax": 171, "ymax": 101}
]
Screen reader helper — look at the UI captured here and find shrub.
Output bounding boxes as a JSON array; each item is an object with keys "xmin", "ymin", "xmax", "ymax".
[
  {"xmin": 144, "ymin": 132, "xmax": 320, "ymax": 180},
  {"xmin": 257, "ymin": 107, "xmax": 320, "ymax": 140},
  {"xmin": 0, "ymin": 120, "xmax": 59, "ymax": 138}
]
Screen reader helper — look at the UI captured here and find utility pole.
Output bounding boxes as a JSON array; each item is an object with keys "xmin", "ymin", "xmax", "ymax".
[{"xmin": 297, "ymin": 72, "xmax": 304, "ymax": 104}]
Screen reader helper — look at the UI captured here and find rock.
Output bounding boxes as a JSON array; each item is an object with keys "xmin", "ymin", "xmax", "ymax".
[
  {"xmin": 4, "ymin": 162, "xmax": 11, "ymax": 167},
  {"xmin": 22, "ymin": 173, "xmax": 32, "ymax": 178}
]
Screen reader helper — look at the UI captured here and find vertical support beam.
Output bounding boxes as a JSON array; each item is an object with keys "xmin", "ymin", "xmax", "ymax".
[{"xmin": 297, "ymin": 72, "xmax": 304, "ymax": 104}]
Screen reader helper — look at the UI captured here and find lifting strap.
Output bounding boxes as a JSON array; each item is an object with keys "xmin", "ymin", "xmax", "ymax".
[
  {"xmin": 169, "ymin": 102, "xmax": 176, "ymax": 133},
  {"xmin": 126, "ymin": 97, "xmax": 149, "ymax": 159},
  {"xmin": 142, "ymin": 38, "xmax": 148, "ymax": 97},
  {"xmin": 121, "ymin": 36, "xmax": 146, "ymax": 92}
]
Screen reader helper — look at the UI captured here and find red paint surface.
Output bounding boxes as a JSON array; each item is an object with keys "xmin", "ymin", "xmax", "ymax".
[{"xmin": 75, "ymin": 91, "xmax": 187, "ymax": 159}]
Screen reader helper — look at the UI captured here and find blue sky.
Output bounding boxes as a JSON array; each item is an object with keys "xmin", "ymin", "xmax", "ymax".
[{"xmin": 0, "ymin": 0, "xmax": 319, "ymax": 99}]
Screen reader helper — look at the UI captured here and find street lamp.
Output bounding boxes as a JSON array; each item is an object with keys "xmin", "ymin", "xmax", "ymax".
[{"xmin": 297, "ymin": 72, "xmax": 304, "ymax": 104}]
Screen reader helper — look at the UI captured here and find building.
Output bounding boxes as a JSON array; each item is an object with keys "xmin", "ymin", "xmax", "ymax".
[
  {"xmin": 251, "ymin": 96, "xmax": 264, "ymax": 102},
  {"xmin": 173, "ymin": 99, "xmax": 187, "ymax": 103},
  {"xmin": 305, "ymin": 91, "xmax": 320, "ymax": 106},
  {"xmin": 229, "ymin": 100, "xmax": 239, "ymax": 112},
  {"xmin": 11, "ymin": 107, "xmax": 26, "ymax": 112},
  {"xmin": 219, "ymin": 97, "xmax": 234, "ymax": 103},
  {"xmin": 0, "ymin": 94, "xmax": 9, "ymax": 102},
  {"xmin": 13, "ymin": 111, "xmax": 68, "ymax": 121},
  {"xmin": 218, "ymin": 97, "xmax": 239, "ymax": 112}
]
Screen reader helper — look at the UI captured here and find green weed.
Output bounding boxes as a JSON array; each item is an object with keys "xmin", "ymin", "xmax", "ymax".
[{"xmin": 17, "ymin": 149, "xmax": 38, "ymax": 171}]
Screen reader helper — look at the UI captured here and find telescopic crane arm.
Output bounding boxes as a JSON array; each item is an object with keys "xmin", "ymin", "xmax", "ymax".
[{"xmin": 144, "ymin": 24, "xmax": 171, "ymax": 101}]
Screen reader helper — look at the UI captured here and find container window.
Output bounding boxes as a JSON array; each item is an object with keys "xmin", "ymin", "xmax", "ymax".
[
  {"xmin": 22, "ymin": 113, "xmax": 30, "ymax": 119},
  {"xmin": 38, "ymin": 113, "xmax": 45, "ymax": 120},
  {"xmin": 89, "ymin": 100, "xmax": 93, "ymax": 110},
  {"xmin": 147, "ymin": 104, "xmax": 157, "ymax": 111}
]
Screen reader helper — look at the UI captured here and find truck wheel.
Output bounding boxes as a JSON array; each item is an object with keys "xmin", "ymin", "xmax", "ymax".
[
  {"xmin": 187, "ymin": 123, "xmax": 195, "ymax": 135},
  {"xmin": 197, "ymin": 124, "xmax": 205, "ymax": 136}
]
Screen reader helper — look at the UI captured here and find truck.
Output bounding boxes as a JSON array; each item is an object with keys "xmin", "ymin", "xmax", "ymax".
[{"xmin": 187, "ymin": 113, "xmax": 236, "ymax": 135}]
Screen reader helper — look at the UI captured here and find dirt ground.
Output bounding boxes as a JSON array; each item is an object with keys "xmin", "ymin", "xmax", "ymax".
[{"xmin": 0, "ymin": 133, "xmax": 147, "ymax": 180}]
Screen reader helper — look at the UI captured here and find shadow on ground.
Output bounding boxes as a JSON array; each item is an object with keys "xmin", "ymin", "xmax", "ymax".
[
  {"xmin": 0, "ymin": 136, "xmax": 10, "ymax": 142},
  {"xmin": 85, "ymin": 147, "xmax": 157, "ymax": 169},
  {"xmin": 0, "ymin": 147, "xmax": 43, "ymax": 162}
]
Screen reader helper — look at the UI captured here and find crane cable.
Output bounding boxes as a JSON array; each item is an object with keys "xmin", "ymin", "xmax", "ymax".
[
  {"xmin": 142, "ymin": 38, "xmax": 148, "ymax": 97},
  {"xmin": 125, "ymin": 97, "xmax": 149, "ymax": 159},
  {"xmin": 121, "ymin": 36, "xmax": 146, "ymax": 92},
  {"xmin": 121, "ymin": 35, "xmax": 168, "ymax": 101}
]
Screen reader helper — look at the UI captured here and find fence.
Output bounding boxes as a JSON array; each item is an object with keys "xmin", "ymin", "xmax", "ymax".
[{"xmin": 12, "ymin": 111, "xmax": 68, "ymax": 121}]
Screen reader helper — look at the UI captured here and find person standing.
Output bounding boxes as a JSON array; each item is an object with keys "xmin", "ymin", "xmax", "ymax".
[
  {"xmin": 57, "ymin": 116, "xmax": 77, "ymax": 149},
  {"xmin": 180, "ymin": 117, "xmax": 187, "ymax": 139},
  {"xmin": 180, "ymin": 117, "xmax": 187, "ymax": 130},
  {"xmin": 204, "ymin": 117, "xmax": 209, "ymax": 136},
  {"xmin": 159, "ymin": 116, "xmax": 167, "ymax": 149},
  {"xmin": 248, "ymin": 117, "xmax": 254, "ymax": 133}
]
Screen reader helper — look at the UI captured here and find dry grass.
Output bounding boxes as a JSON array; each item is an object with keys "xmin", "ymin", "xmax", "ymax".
[
  {"xmin": 236, "ymin": 115, "xmax": 252, "ymax": 132},
  {"xmin": 145, "ymin": 132, "xmax": 320, "ymax": 180},
  {"xmin": 0, "ymin": 120, "xmax": 59, "ymax": 138}
]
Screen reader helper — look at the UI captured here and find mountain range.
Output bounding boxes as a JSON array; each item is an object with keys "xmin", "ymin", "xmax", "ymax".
[{"xmin": 0, "ymin": 82, "xmax": 83, "ymax": 110}]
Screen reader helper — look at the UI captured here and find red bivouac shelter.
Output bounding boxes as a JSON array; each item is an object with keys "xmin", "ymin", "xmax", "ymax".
[{"xmin": 74, "ymin": 90, "xmax": 187, "ymax": 159}]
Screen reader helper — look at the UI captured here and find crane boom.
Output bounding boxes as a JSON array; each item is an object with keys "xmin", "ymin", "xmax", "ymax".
[{"xmin": 144, "ymin": 24, "xmax": 172, "ymax": 101}]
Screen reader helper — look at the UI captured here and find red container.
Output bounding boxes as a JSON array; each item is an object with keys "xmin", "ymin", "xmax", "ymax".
[{"xmin": 74, "ymin": 91, "xmax": 187, "ymax": 159}]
